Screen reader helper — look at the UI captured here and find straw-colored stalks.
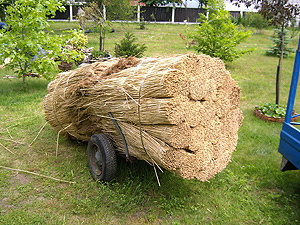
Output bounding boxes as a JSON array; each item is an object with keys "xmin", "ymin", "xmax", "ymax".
[{"xmin": 44, "ymin": 53, "xmax": 243, "ymax": 181}]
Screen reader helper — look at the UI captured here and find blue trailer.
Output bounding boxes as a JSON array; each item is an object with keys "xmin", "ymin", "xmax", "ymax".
[{"xmin": 278, "ymin": 37, "xmax": 300, "ymax": 171}]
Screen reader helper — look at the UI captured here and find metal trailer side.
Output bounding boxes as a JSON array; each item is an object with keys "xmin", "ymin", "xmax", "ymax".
[{"xmin": 278, "ymin": 36, "xmax": 300, "ymax": 171}]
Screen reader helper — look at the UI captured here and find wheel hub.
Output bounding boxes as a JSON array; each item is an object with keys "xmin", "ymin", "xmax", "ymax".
[{"xmin": 93, "ymin": 149, "xmax": 102, "ymax": 176}]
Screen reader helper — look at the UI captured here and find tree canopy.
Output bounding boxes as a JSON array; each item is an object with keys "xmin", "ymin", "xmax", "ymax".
[
  {"xmin": 231, "ymin": 0, "xmax": 300, "ymax": 26},
  {"xmin": 0, "ymin": 0, "xmax": 69, "ymax": 88}
]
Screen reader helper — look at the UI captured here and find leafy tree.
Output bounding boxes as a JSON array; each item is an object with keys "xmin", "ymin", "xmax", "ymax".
[
  {"xmin": 0, "ymin": 0, "xmax": 69, "ymax": 88},
  {"xmin": 250, "ymin": 13, "xmax": 268, "ymax": 34},
  {"xmin": 115, "ymin": 32, "xmax": 147, "ymax": 58},
  {"xmin": 231, "ymin": 0, "xmax": 300, "ymax": 106},
  {"xmin": 82, "ymin": 2, "xmax": 106, "ymax": 51},
  {"xmin": 190, "ymin": 0, "xmax": 252, "ymax": 62},
  {"xmin": 242, "ymin": 12, "xmax": 268, "ymax": 33},
  {"xmin": 105, "ymin": 0, "xmax": 135, "ymax": 21},
  {"xmin": 0, "ymin": 2, "xmax": 8, "ymax": 20},
  {"xmin": 242, "ymin": 12, "xmax": 254, "ymax": 28},
  {"xmin": 82, "ymin": 0, "xmax": 134, "ymax": 51}
]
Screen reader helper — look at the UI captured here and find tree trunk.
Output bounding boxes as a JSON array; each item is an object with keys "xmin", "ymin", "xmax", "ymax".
[
  {"xmin": 276, "ymin": 23, "xmax": 285, "ymax": 107},
  {"xmin": 103, "ymin": 27, "xmax": 105, "ymax": 51},
  {"xmin": 22, "ymin": 73, "xmax": 26, "ymax": 89},
  {"xmin": 99, "ymin": 26, "xmax": 103, "ymax": 51}
]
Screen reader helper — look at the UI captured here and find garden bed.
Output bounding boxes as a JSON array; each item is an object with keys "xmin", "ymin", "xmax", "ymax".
[{"xmin": 253, "ymin": 109, "xmax": 298, "ymax": 123}]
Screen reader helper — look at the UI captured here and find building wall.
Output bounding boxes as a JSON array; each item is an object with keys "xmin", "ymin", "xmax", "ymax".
[{"xmin": 165, "ymin": 0, "xmax": 258, "ymax": 12}]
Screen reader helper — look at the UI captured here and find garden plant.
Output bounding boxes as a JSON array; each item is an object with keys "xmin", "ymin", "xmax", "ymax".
[
  {"xmin": 190, "ymin": 0, "xmax": 252, "ymax": 62},
  {"xmin": 115, "ymin": 32, "xmax": 147, "ymax": 58}
]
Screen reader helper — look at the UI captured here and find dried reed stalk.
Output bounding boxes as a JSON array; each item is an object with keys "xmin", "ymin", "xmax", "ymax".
[{"xmin": 0, "ymin": 165, "xmax": 75, "ymax": 184}]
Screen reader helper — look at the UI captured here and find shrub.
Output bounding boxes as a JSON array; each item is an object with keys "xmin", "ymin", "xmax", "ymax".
[
  {"xmin": 190, "ymin": 0, "xmax": 252, "ymax": 62},
  {"xmin": 139, "ymin": 17, "xmax": 147, "ymax": 30},
  {"xmin": 242, "ymin": 12, "xmax": 269, "ymax": 33},
  {"xmin": 67, "ymin": 30, "xmax": 88, "ymax": 50},
  {"xmin": 250, "ymin": 13, "xmax": 269, "ymax": 34},
  {"xmin": 237, "ymin": 14, "xmax": 243, "ymax": 25},
  {"xmin": 115, "ymin": 32, "xmax": 147, "ymax": 58}
]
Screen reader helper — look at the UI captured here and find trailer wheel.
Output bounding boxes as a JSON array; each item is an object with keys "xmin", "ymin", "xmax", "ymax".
[{"xmin": 87, "ymin": 134, "xmax": 117, "ymax": 181}]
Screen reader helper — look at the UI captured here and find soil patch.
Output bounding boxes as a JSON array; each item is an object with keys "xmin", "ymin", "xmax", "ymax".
[{"xmin": 10, "ymin": 173, "xmax": 31, "ymax": 185}]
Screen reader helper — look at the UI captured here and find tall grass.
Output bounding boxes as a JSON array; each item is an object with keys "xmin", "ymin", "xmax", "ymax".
[{"xmin": 0, "ymin": 22, "xmax": 299, "ymax": 224}]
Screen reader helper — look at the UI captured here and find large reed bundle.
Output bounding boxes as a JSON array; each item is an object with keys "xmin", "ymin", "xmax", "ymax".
[{"xmin": 44, "ymin": 53, "xmax": 243, "ymax": 181}]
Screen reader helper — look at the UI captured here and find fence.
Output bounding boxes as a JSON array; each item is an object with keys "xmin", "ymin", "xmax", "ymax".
[
  {"xmin": 51, "ymin": 5, "xmax": 241, "ymax": 23},
  {"xmin": 51, "ymin": 5, "xmax": 207, "ymax": 23},
  {"xmin": 139, "ymin": 6, "xmax": 206, "ymax": 23}
]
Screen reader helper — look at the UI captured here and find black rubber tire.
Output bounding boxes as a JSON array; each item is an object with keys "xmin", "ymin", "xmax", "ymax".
[{"xmin": 87, "ymin": 134, "xmax": 117, "ymax": 181}]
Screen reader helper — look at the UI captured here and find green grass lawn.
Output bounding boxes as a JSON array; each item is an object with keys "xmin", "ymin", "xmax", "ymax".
[
  {"xmin": 0, "ymin": 22, "xmax": 299, "ymax": 224},
  {"xmin": 82, "ymin": 21, "xmax": 197, "ymax": 56}
]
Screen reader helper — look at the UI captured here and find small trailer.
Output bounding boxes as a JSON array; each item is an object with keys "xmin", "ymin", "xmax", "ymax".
[{"xmin": 278, "ymin": 37, "xmax": 300, "ymax": 171}]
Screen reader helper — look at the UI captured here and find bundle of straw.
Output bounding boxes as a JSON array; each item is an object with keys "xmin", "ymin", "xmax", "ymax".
[{"xmin": 44, "ymin": 53, "xmax": 243, "ymax": 181}]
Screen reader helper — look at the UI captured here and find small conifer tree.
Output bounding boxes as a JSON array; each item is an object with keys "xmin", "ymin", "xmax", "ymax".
[
  {"xmin": 115, "ymin": 32, "xmax": 147, "ymax": 58},
  {"xmin": 266, "ymin": 29, "xmax": 294, "ymax": 58}
]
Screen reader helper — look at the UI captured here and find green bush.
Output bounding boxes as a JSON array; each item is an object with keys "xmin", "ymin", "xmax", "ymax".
[
  {"xmin": 190, "ymin": 0, "xmax": 252, "ymax": 62},
  {"xmin": 115, "ymin": 32, "xmax": 147, "ymax": 58},
  {"xmin": 67, "ymin": 29, "xmax": 88, "ymax": 50},
  {"xmin": 230, "ymin": 15, "xmax": 238, "ymax": 25},
  {"xmin": 237, "ymin": 14, "xmax": 243, "ymax": 25},
  {"xmin": 251, "ymin": 13, "xmax": 268, "ymax": 33},
  {"xmin": 139, "ymin": 17, "xmax": 147, "ymax": 30},
  {"xmin": 242, "ymin": 12, "xmax": 269, "ymax": 33}
]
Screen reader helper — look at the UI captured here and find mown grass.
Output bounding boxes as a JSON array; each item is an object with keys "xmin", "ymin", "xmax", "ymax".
[{"xmin": 0, "ymin": 22, "xmax": 300, "ymax": 224}]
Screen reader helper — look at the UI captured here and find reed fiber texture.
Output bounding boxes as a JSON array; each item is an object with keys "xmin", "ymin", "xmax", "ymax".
[{"xmin": 44, "ymin": 53, "xmax": 243, "ymax": 181}]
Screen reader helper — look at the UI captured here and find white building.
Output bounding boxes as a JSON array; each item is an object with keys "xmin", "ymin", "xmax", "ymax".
[{"xmin": 173, "ymin": 0, "xmax": 258, "ymax": 14}]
